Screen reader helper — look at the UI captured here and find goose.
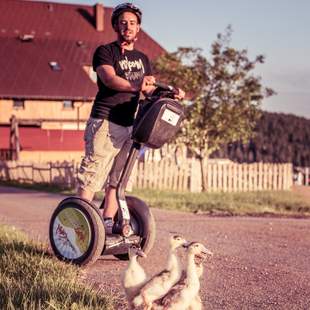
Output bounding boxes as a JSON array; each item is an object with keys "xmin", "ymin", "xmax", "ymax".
[
  {"xmin": 152, "ymin": 242, "xmax": 212, "ymax": 310},
  {"xmin": 133, "ymin": 235, "xmax": 187, "ymax": 310},
  {"xmin": 187, "ymin": 255, "xmax": 207, "ymax": 310},
  {"xmin": 164, "ymin": 256, "xmax": 206, "ymax": 310},
  {"xmin": 122, "ymin": 244, "xmax": 147, "ymax": 309}
]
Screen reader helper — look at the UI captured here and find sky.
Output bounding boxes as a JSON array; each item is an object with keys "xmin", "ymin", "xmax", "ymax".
[{"xmin": 42, "ymin": 0, "xmax": 310, "ymax": 119}]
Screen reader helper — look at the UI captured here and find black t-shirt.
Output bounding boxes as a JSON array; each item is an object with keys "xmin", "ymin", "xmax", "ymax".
[{"xmin": 91, "ymin": 41, "xmax": 152, "ymax": 126}]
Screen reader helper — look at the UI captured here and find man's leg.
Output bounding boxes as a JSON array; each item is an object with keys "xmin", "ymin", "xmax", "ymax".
[
  {"xmin": 77, "ymin": 187, "xmax": 95, "ymax": 202},
  {"xmin": 101, "ymin": 125, "xmax": 133, "ymax": 233},
  {"xmin": 102, "ymin": 186, "xmax": 119, "ymax": 218},
  {"xmin": 77, "ymin": 118, "xmax": 117, "ymax": 206}
]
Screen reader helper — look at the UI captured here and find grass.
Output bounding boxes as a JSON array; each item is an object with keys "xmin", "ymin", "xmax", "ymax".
[
  {"xmin": 129, "ymin": 188, "xmax": 310, "ymax": 217},
  {"xmin": 91, "ymin": 187, "xmax": 310, "ymax": 217},
  {"xmin": 1, "ymin": 180, "xmax": 310, "ymax": 217},
  {"xmin": 0, "ymin": 224, "xmax": 116, "ymax": 310}
]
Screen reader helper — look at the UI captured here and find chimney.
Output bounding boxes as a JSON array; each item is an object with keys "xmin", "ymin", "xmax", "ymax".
[{"xmin": 95, "ymin": 3, "xmax": 104, "ymax": 32}]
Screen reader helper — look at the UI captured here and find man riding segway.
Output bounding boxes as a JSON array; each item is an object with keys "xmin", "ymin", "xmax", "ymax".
[
  {"xmin": 77, "ymin": 3, "xmax": 184, "ymax": 234},
  {"xmin": 49, "ymin": 3, "xmax": 185, "ymax": 266}
]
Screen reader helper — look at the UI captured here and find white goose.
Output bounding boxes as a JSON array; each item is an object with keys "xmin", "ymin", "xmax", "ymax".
[
  {"xmin": 152, "ymin": 242, "xmax": 212, "ymax": 310},
  {"xmin": 187, "ymin": 255, "xmax": 207, "ymax": 310},
  {"xmin": 122, "ymin": 244, "xmax": 147, "ymax": 309},
  {"xmin": 133, "ymin": 235, "xmax": 187, "ymax": 310}
]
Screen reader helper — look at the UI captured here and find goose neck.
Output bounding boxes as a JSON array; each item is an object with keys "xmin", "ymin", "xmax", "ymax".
[{"xmin": 186, "ymin": 254, "xmax": 199, "ymax": 282}]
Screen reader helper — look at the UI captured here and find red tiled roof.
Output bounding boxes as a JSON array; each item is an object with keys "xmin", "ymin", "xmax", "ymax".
[{"xmin": 0, "ymin": 0, "xmax": 165, "ymax": 100}]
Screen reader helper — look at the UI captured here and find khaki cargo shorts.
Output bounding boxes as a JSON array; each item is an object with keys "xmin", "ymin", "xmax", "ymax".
[{"xmin": 77, "ymin": 118, "xmax": 132, "ymax": 192}]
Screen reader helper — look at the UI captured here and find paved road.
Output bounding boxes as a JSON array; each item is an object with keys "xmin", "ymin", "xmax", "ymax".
[{"xmin": 0, "ymin": 186, "xmax": 310, "ymax": 309}]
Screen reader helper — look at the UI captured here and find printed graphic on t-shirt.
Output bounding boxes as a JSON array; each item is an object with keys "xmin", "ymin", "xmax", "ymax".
[{"xmin": 118, "ymin": 56, "xmax": 145, "ymax": 81}]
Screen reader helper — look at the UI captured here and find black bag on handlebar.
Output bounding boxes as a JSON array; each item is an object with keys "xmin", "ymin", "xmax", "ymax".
[{"xmin": 132, "ymin": 98, "xmax": 184, "ymax": 149}]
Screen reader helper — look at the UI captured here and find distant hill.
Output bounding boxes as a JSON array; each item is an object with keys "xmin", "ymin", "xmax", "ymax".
[{"xmin": 211, "ymin": 112, "xmax": 310, "ymax": 166}]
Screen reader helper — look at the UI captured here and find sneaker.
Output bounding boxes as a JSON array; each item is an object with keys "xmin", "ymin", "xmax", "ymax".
[
  {"xmin": 103, "ymin": 218, "xmax": 114, "ymax": 235},
  {"xmin": 104, "ymin": 219, "xmax": 135, "ymax": 236}
]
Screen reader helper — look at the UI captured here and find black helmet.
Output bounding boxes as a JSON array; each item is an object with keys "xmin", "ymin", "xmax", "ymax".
[{"xmin": 111, "ymin": 3, "xmax": 142, "ymax": 27}]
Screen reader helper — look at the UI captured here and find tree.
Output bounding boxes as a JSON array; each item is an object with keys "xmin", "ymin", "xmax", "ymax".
[{"xmin": 152, "ymin": 26, "xmax": 275, "ymax": 190}]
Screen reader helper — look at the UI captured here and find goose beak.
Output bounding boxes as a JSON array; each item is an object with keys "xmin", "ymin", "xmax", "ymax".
[
  {"xmin": 201, "ymin": 248, "xmax": 213, "ymax": 257},
  {"xmin": 182, "ymin": 241, "xmax": 191, "ymax": 248},
  {"xmin": 137, "ymin": 249, "xmax": 147, "ymax": 258}
]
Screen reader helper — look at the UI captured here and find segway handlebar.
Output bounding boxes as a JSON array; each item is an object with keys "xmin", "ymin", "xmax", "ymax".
[{"xmin": 153, "ymin": 82, "xmax": 179, "ymax": 95}]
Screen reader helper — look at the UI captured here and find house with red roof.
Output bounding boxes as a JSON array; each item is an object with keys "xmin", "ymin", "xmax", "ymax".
[{"xmin": 0, "ymin": 0, "xmax": 165, "ymax": 161}]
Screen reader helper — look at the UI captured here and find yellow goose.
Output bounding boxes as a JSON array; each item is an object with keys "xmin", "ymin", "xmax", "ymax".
[
  {"xmin": 152, "ymin": 242, "xmax": 212, "ymax": 310},
  {"xmin": 187, "ymin": 255, "xmax": 208, "ymax": 310},
  {"xmin": 122, "ymin": 244, "xmax": 148, "ymax": 309},
  {"xmin": 160, "ymin": 255, "xmax": 207, "ymax": 310},
  {"xmin": 133, "ymin": 235, "xmax": 187, "ymax": 310}
]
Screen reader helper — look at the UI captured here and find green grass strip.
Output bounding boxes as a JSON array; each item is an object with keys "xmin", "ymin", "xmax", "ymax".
[
  {"xmin": 1, "ymin": 180, "xmax": 310, "ymax": 217},
  {"xmin": 130, "ymin": 188, "xmax": 310, "ymax": 217},
  {"xmin": 0, "ymin": 225, "xmax": 115, "ymax": 310}
]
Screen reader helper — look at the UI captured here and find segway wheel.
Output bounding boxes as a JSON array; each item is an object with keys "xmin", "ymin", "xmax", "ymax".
[
  {"xmin": 49, "ymin": 197, "xmax": 105, "ymax": 266},
  {"xmin": 114, "ymin": 196, "xmax": 156, "ymax": 260}
]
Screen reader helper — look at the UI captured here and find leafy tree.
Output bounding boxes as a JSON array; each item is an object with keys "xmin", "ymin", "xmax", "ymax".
[{"xmin": 153, "ymin": 26, "xmax": 275, "ymax": 190}]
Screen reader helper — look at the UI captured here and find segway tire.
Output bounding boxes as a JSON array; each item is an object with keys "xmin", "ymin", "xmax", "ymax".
[
  {"xmin": 114, "ymin": 196, "xmax": 156, "ymax": 260},
  {"xmin": 49, "ymin": 197, "xmax": 105, "ymax": 266}
]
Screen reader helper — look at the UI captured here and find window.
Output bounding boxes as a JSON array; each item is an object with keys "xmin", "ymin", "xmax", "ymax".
[
  {"xmin": 63, "ymin": 100, "xmax": 74, "ymax": 109},
  {"xmin": 76, "ymin": 40, "xmax": 87, "ymax": 48},
  {"xmin": 49, "ymin": 61, "xmax": 61, "ymax": 71},
  {"xmin": 13, "ymin": 99, "xmax": 24, "ymax": 110},
  {"xmin": 19, "ymin": 34, "xmax": 34, "ymax": 42}
]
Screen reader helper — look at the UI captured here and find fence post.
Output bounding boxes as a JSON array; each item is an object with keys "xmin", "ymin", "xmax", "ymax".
[
  {"xmin": 49, "ymin": 162, "xmax": 53, "ymax": 184},
  {"xmin": 288, "ymin": 163, "xmax": 293, "ymax": 189},
  {"xmin": 278, "ymin": 164, "xmax": 283, "ymax": 190},
  {"xmin": 190, "ymin": 158, "xmax": 202, "ymax": 192},
  {"xmin": 305, "ymin": 167, "xmax": 310, "ymax": 185},
  {"xmin": 212, "ymin": 163, "xmax": 217, "ymax": 192},
  {"xmin": 249, "ymin": 164, "xmax": 253, "ymax": 191}
]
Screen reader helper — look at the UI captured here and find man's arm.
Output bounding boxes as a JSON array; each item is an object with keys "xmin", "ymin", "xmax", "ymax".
[
  {"xmin": 96, "ymin": 64, "xmax": 138, "ymax": 92},
  {"xmin": 96, "ymin": 64, "xmax": 156, "ymax": 94}
]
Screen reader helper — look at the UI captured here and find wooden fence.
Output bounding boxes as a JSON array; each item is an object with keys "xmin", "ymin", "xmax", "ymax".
[
  {"xmin": 0, "ymin": 160, "xmax": 293, "ymax": 192},
  {"xmin": 0, "ymin": 161, "xmax": 77, "ymax": 188},
  {"xmin": 135, "ymin": 159, "xmax": 293, "ymax": 192}
]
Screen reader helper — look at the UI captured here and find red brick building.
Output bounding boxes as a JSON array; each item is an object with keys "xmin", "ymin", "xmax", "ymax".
[{"xmin": 0, "ymin": 0, "xmax": 165, "ymax": 161}]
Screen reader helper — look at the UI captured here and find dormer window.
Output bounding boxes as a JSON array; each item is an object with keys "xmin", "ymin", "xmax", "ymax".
[
  {"xmin": 76, "ymin": 40, "xmax": 87, "ymax": 48},
  {"xmin": 49, "ymin": 61, "xmax": 61, "ymax": 71},
  {"xmin": 19, "ymin": 34, "xmax": 34, "ymax": 42}
]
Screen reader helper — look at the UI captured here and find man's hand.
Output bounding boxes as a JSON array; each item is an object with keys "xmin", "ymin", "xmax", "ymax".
[
  {"xmin": 174, "ymin": 88, "xmax": 185, "ymax": 100},
  {"xmin": 141, "ymin": 75, "xmax": 156, "ymax": 95}
]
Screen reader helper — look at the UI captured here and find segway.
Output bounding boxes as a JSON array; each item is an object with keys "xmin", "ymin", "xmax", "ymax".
[{"xmin": 49, "ymin": 83, "xmax": 184, "ymax": 265}]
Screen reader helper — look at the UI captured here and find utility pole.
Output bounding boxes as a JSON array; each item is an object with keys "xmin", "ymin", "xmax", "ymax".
[{"xmin": 9, "ymin": 115, "xmax": 20, "ymax": 160}]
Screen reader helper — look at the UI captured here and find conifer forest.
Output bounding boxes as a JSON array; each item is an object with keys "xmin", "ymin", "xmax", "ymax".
[{"xmin": 212, "ymin": 112, "xmax": 310, "ymax": 167}]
